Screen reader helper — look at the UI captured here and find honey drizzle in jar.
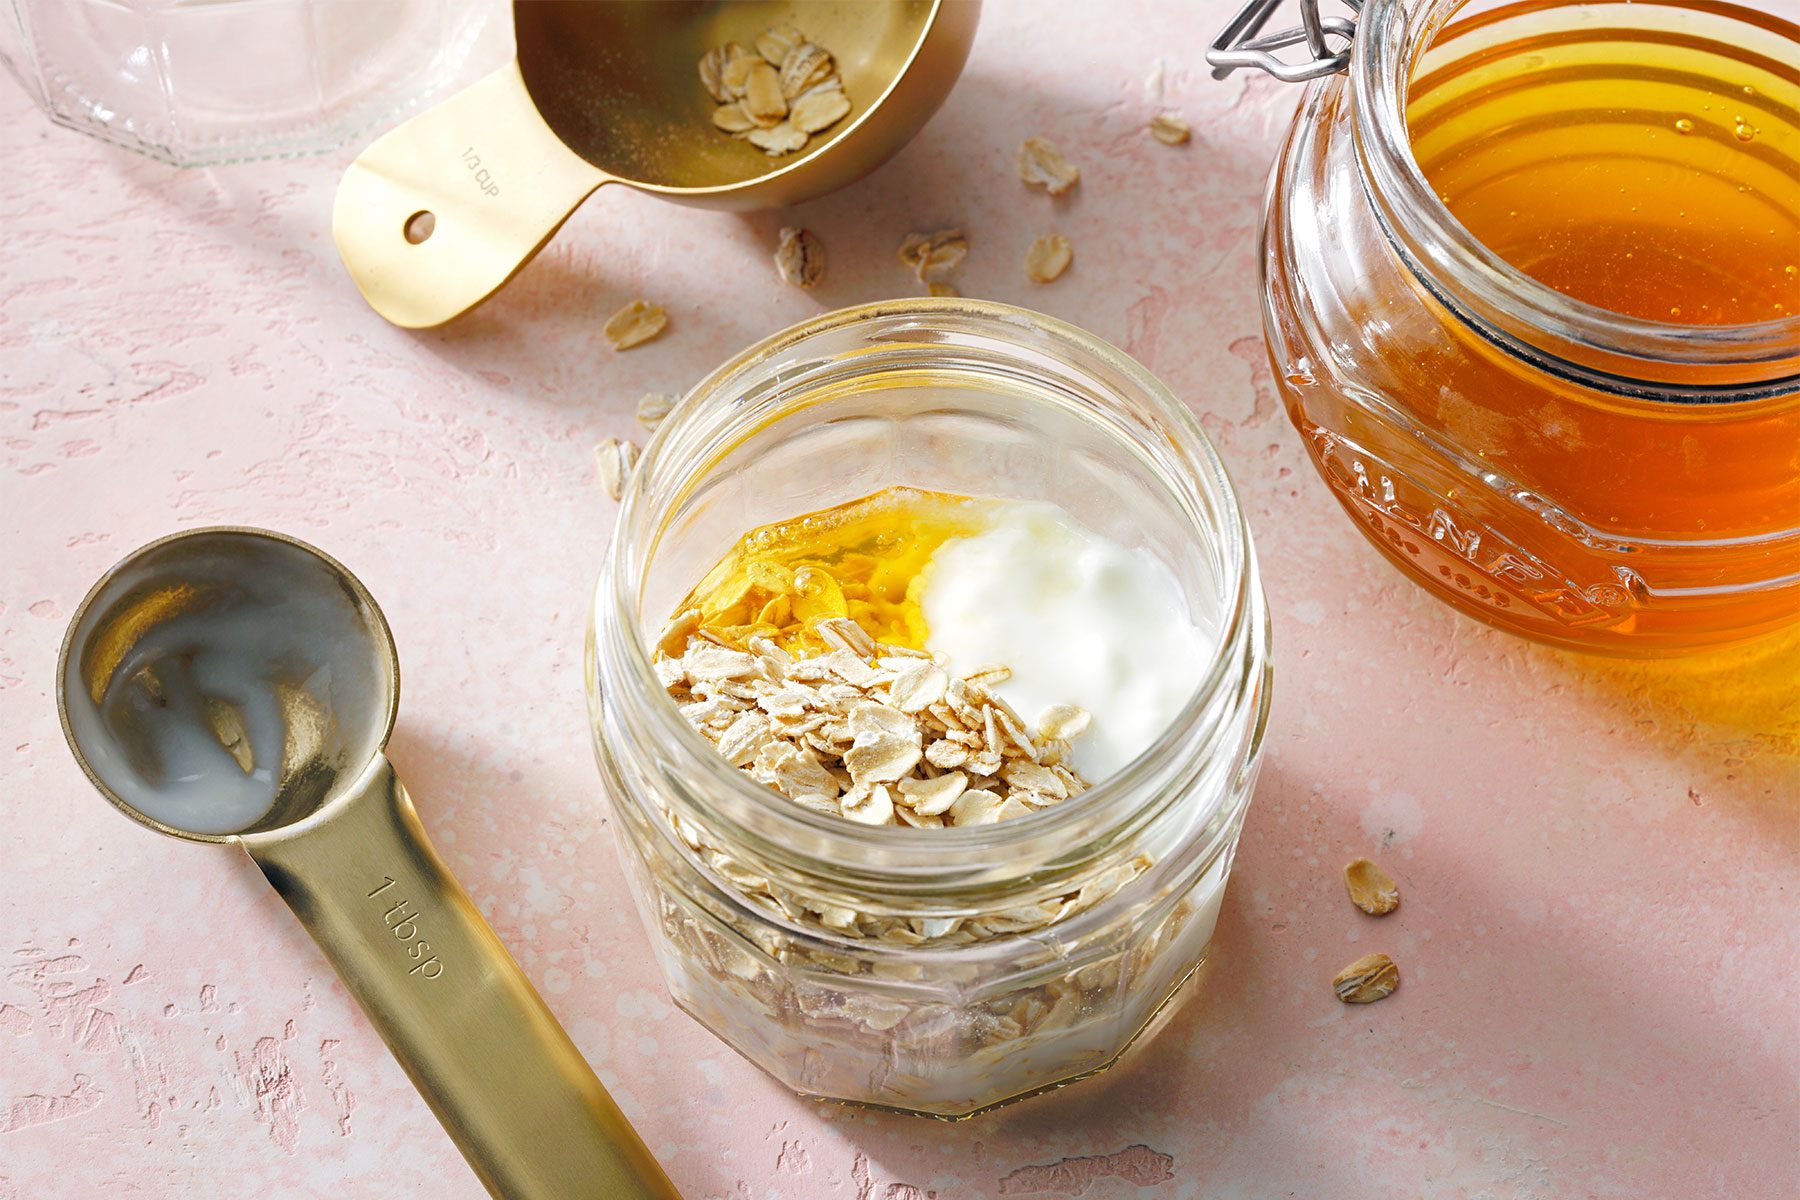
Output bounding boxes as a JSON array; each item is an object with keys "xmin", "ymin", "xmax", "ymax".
[
  {"xmin": 1409, "ymin": 0, "xmax": 1800, "ymax": 325},
  {"xmin": 674, "ymin": 487, "xmax": 992, "ymax": 655}
]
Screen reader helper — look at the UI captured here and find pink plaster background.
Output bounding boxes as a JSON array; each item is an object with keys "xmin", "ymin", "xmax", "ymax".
[{"xmin": 2, "ymin": 2, "xmax": 1796, "ymax": 1197}]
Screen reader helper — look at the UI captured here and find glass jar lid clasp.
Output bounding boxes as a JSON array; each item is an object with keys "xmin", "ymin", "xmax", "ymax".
[{"xmin": 1206, "ymin": 0, "xmax": 1363, "ymax": 82}]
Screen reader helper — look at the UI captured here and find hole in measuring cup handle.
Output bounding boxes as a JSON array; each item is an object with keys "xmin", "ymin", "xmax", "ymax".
[{"xmin": 404, "ymin": 210, "xmax": 436, "ymax": 245}]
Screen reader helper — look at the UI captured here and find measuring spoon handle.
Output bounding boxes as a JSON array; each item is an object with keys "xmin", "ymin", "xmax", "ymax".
[
  {"xmin": 241, "ymin": 757, "xmax": 680, "ymax": 1200},
  {"xmin": 332, "ymin": 59, "xmax": 604, "ymax": 328}
]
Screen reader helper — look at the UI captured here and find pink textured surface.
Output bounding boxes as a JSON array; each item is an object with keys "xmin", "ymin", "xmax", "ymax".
[{"xmin": 2, "ymin": 3, "xmax": 1796, "ymax": 1197}]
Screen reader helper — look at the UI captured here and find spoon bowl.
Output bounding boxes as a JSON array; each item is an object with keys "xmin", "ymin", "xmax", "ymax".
[{"xmin": 59, "ymin": 527, "xmax": 396, "ymax": 840}]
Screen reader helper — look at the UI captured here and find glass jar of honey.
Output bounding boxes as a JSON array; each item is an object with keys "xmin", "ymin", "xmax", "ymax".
[{"xmin": 1255, "ymin": 0, "xmax": 1800, "ymax": 653}]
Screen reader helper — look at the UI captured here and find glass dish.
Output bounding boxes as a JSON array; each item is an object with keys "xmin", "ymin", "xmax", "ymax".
[
  {"xmin": 1262, "ymin": 0, "xmax": 1800, "ymax": 654},
  {"xmin": 586, "ymin": 300, "xmax": 1272, "ymax": 1117},
  {"xmin": 0, "ymin": 0, "xmax": 495, "ymax": 166}
]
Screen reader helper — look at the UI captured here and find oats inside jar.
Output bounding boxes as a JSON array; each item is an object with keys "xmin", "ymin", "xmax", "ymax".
[{"xmin": 589, "ymin": 304, "xmax": 1271, "ymax": 1116}]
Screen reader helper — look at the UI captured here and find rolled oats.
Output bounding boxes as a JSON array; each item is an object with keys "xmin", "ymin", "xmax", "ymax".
[
  {"xmin": 1017, "ymin": 136, "xmax": 1080, "ymax": 195},
  {"xmin": 594, "ymin": 437, "xmax": 640, "ymax": 500},
  {"xmin": 1148, "ymin": 112, "xmax": 1191, "ymax": 145},
  {"xmin": 790, "ymin": 87, "xmax": 851, "ymax": 134},
  {"xmin": 635, "ymin": 391, "xmax": 676, "ymax": 430},
  {"xmin": 779, "ymin": 43, "xmax": 834, "ymax": 98},
  {"xmin": 659, "ymin": 614, "xmax": 1097, "ymax": 834},
  {"xmin": 712, "ymin": 102, "xmax": 756, "ymax": 133},
  {"xmin": 603, "ymin": 300, "xmax": 668, "ymax": 350},
  {"xmin": 720, "ymin": 43, "xmax": 759, "ymax": 96},
  {"xmin": 774, "ymin": 226, "xmax": 826, "ymax": 288},
  {"xmin": 898, "ymin": 229, "xmax": 969, "ymax": 282},
  {"xmin": 747, "ymin": 121, "xmax": 808, "ymax": 157},
  {"xmin": 743, "ymin": 62, "xmax": 788, "ymax": 126},
  {"xmin": 1026, "ymin": 233, "xmax": 1073, "ymax": 283},
  {"xmin": 700, "ymin": 27, "xmax": 851, "ymax": 157},
  {"xmin": 1344, "ymin": 858, "xmax": 1400, "ymax": 915},
  {"xmin": 755, "ymin": 25, "xmax": 804, "ymax": 66},
  {"xmin": 1333, "ymin": 952, "xmax": 1400, "ymax": 1004},
  {"xmin": 698, "ymin": 46, "xmax": 733, "ymax": 103},
  {"xmin": 1035, "ymin": 703, "xmax": 1091, "ymax": 741}
]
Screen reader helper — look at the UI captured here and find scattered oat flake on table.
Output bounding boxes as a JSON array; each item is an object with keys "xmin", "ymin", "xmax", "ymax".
[
  {"xmin": 1343, "ymin": 857, "xmax": 1400, "ymax": 915},
  {"xmin": 775, "ymin": 226, "xmax": 825, "ymax": 287},
  {"xmin": 594, "ymin": 437, "xmax": 640, "ymax": 501},
  {"xmin": 635, "ymin": 392, "xmax": 675, "ymax": 430},
  {"xmin": 898, "ymin": 229, "xmax": 968, "ymax": 282},
  {"xmin": 603, "ymin": 300, "xmax": 667, "ymax": 350},
  {"xmin": 1026, "ymin": 234, "xmax": 1073, "ymax": 283},
  {"xmin": 1017, "ymin": 136, "xmax": 1080, "ymax": 195},
  {"xmin": 927, "ymin": 281, "xmax": 960, "ymax": 298},
  {"xmin": 1333, "ymin": 952, "xmax": 1400, "ymax": 1004},
  {"xmin": 1148, "ymin": 112, "xmax": 1191, "ymax": 145}
]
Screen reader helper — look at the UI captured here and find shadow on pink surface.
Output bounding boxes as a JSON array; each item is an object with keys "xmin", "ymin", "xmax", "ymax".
[{"xmin": 711, "ymin": 745, "xmax": 1798, "ymax": 1196}]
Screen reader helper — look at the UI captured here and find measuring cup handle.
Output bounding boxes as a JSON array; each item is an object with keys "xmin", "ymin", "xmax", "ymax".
[
  {"xmin": 240, "ymin": 757, "xmax": 680, "ymax": 1200},
  {"xmin": 331, "ymin": 59, "xmax": 604, "ymax": 328}
]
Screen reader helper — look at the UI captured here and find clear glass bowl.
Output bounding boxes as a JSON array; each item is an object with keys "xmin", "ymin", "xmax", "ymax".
[
  {"xmin": 0, "ymin": 0, "xmax": 495, "ymax": 166},
  {"xmin": 586, "ymin": 300, "xmax": 1272, "ymax": 1117}
]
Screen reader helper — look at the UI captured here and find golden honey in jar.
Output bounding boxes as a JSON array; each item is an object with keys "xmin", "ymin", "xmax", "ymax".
[{"xmin": 1261, "ymin": 0, "xmax": 1800, "ymax": 653}]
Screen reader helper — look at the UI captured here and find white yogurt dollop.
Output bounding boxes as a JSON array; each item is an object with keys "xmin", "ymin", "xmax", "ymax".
[{"xmin": 919, "ymin": 503, "xmax": 1217, "ymax": 781}]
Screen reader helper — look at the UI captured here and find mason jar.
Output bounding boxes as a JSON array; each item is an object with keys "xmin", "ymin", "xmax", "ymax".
[
  {"xmin": 587, "ymin": 300, "xmax": 1271, "ymax": 1117},
  {"xmin": 1257, "ymin": 0, "xmax": 1800, "ymax": 654}
]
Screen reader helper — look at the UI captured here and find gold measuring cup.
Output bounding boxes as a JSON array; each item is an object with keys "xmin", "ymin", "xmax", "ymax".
[
  {"xmin": 333, "ymin": 0, "xmax": 980, "ymax": 328},
  {"xmin": 56, "ymin": 528, "xmax": 681, "ymax": 1200}
]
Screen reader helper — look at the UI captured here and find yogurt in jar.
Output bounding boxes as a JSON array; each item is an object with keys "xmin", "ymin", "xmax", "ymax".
[{"xmin": 920, "ymin": 503, "xmax": 1218, "ymax": 781}]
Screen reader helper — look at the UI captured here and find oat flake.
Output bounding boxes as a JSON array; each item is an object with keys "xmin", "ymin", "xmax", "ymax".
[{"xmin": 603, "ymin": 300, "xmax": 668, "ymax": 350}]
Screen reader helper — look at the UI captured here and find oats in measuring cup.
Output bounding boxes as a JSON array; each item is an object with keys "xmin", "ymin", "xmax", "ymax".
[{"xmin": 700, "ymin": 26, "xmax": 852, "ymax": 157}]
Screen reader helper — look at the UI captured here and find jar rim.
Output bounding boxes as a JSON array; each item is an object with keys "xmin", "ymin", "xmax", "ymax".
[
  {"xmin": 1352, "ymin": 0, "xmax": 1800, "ymax": 398},
  {"xmin": 599, "ymin": 299, "xmax": 1263, "ymax": 887}
]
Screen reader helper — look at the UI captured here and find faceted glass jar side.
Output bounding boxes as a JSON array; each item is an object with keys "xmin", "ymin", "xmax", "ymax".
[
  {"xmin": 2, "ymin": 0, "xmax": 493, "ymax": 166},
  {"xmin": 587, "ymin": 301, "xmax": 1272, "ymax": 1117},
  {"xmin": 1260, "ymin": 0, "xmax": 1800, "ymax": 655}
]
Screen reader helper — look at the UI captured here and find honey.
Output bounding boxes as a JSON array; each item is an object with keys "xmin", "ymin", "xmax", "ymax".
[
  {"xmin": 1409, "ymin": 0, "xmax": 1800, "ymax": 325},
  {"xmin": 672, "ymin": 488, "xmax": 991, "ymax": 655},
  {"xmin": 1262, "ymin": 0, "xmax": 1800, "ymax": 652}
]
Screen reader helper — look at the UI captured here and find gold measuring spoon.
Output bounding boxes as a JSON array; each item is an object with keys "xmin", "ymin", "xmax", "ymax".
[
  {"xmin": 333, "ymin": 0, "xmax": 979, "ymax": 328},
  {"xmin": 56, "ymin": 528, "xmax": 680, "ymax": 1200}
]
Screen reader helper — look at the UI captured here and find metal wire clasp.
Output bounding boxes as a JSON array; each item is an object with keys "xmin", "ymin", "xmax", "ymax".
[{"xmin": 1207, "ymin": 0, "xmax": 1363, "ymax": 82}]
